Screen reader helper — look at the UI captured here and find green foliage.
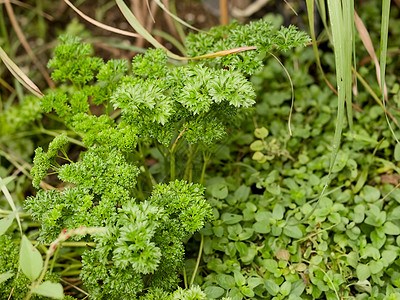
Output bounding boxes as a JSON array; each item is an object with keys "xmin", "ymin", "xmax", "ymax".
[
  {"xmin": 0, "ymin": 96, "xmax": 42, "ymax": 136},
  {"xmin": 30, "ymin": 133, "xmax": 69, "ymax": 188},
  {"xmin": 0, "ymin": 234, "xmax": 60, "ymax": 299},
  {"xmin": 196, "ymin": 42, "xmax": 400, "ymax": 299},
  {"xmin": 81, "ymin": 181, "xmax": 212, "ymax": 299},
  {"xmin": 23, "ymin": 19, "xmax": 309, "ymax": 299},
  {"xmin": 47, "ymin": 35, "xmax": 103, "ymax": 86},
  {"xmin": 186, "ymin": 19, "xmax": 310, "ymax": 75}
]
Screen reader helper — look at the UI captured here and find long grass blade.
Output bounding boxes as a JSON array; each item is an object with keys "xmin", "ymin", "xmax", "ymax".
[
  {"xmin": 0, "ymin": 176, "xmax": 22, "ymax": 234},
  {"xmin": 327, "ymin": 0, "xmax": 345, "ymax": 177},
  {"xmin": 0, "ymin": 46, "xmax": 43, "ymax": 98},
  {"xmin": 380, "ymin": 0, "xmax": 399, "ymax": 143},
  {"xmin": 354, "ymin": 11, "xmax": 387, "ymax": 100},
  {"xmin": 305, "ymin": 0, "xmax": 336, "ymax": 93},
  {"xmin": 64, "ymin": 0, "xmax": 140, "ymax": 38},
  {"xmin": 325, "ymin": 0, "xmax": 354, "ymax": 191},
  {"xmin": 342, "ymin": 0, "xmax": 354, "ymax": 130},
  {"xmin": 116, "ymin": 0, "xmax": 182, "ymax": 59}
]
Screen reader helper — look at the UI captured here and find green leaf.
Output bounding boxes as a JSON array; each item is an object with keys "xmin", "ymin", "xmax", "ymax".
[
  {"xmin": 253, "ymin": 220, "xmax": 270, "ymax": 233},
  {"xmin": 346, "ymin": 251, "xmax": 359, "ymax": 268},
  {"xmin": 241, "ymin": 247, "xmax": 257, "ymax": 264},
  {"xmin": 210, "ymin": 183, "xmax": 229, "ymax": 199},
  {"xmin": 250, "ymin": 140, "xmax": 264, "ymax": 151},
  {"xmin": 240, "ymin": 285, "xmax": 255, "ymax": 297},
  {"xmin": 264, "ymin": 279, "xmax": 279, "ymax": 296},
  {"xmin": 222, "ymin": 213, "xmax": 243, "ymax": 224},
  {"xmin": 395, "ymin": 143, "xmax": 400, "ymax": 161},
  {"xmin": 331, "ymin": 150, "xmax": 348, "ymax": 173},
  {"xmin": 252, "ymin": 151, "xmax": 266, "ymax": 162},
  {"xmin": 369, "ymin": 260, "xmax": 383, "ymax": 274},
  {"xmin": 389, "ymin": 206, "xmax": 400, "ymax": 220},
  {"xmin": 272, "ymin": 204, "xmax": 285, "ymax": 220},
  {"xmin": 280, "ymin": 281, "xmax": 292, "ymax": 296},
  {"xmin": 216, "ymin": 274, "xmax": 235, "ymax": 289},
  {"xmin": 354, "ymin": 280, "xmax": 372, "ymax": 293},
  {"xmin": 381, "ymin": 250, "xmax": 397, "ymax": 266},
  {"xmin": 20, "ymin": 235, "xmax": 43, "ymax": 281},
  {"xmin": 248, "ymin": 277, "xmax": 264, "ymax": 289},
  {"xmin": 383, "ymin": 221, "xmax": 400, "ymax": 235},
  {"xmin": 234, "ymin": 185, "xmax": 250, "ymax": 201},
  {"xmin": 356, "ymin": 264, "xmax": 371, "ymax": 281},
  {"xmin": 0, "ymin": 270, "xmax": 14, "ymax": 284},
  {"xmin": 254, "ymin": 127, "xmax": 269, "ymax": 139},
  {"xmin": 234, "ymin": 270, "xmax": 246, "ymax": 286},
  {"xmin": 283, "ymin": 225, "xmax": 303, "ymax": 239},
  {"xmin": 362, "ymin": 185, "xmax": 380, "ymax": 202},
  {"xmin": 351, "ymin": 204, "xmax": 365, "ymax": 223},
  {"xmin": 204, "ymin": 286, "xmax": 225, "ymax": 298},
  {"xmin": 0, "ymin": 211, "xmax": 16, "ymax": 236},
  {"xmin": 291, "ymin": 280, "xmax": 306, "ymax": 296},
  {"xmin": 31, "ymin": 281, "xmax": 64, "ymax": 299}
]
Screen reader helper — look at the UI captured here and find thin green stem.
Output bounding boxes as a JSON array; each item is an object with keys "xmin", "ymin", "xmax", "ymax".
[
  {"xmin": 40, "ymin": 128, "xmax": 85, "ymax": 147},
  {"xmin": 170, "ymin": 126, "xmax": 187, "ymax": 181},
  {"xmin": 137, "ymin": 141, "xmax": 157, "ymax": 187},
  {"xmin": 183, "ymin": 267, "xmax": 188, "ymax": 289},
  {"xmin": 49, "ymin": 245, "xmax": 60, "ymax": 273},
  {"xmin": 184, "ymin": 144, "xmax": 198, "ymax": 183},
  {"xmin": 170, "ymin": 148, "xmax": 176, "ymax": 181},
  {"xmin": 190, "ymin": 234, "xmax": 204, "ymax": 287},
  {"xmin": 200, "ymin": 151, "xmax": 210, "ymax": 185}
]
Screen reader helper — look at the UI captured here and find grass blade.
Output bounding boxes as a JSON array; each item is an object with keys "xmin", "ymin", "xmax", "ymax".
[
  {"xmin": 380, "ymin": 0, "xmax": 399, "ymax": 143},
  {"xmin": 116, "ymin": 0, "xmax": 182, "ymax": 60},
  {"xmin": 354, "ymin": 10, "xmax": 387, "ymax": 101},
  {"xmin": 191, "ymin": 47, "xmax": 258, "ymax": 59},
  {"xmin": 0, "ymin": 176, "xmax": 22, "ymax": 234},
  {"xmin": 0, "ymin": 46, "xmax": 43, "ymax": 98},
  {"xmin": 342, "ymin": 0, "xmax": 354, "ymax": 131},
  {"xmin": 305, "ymin": 0, "xmax": 336, "ymax": 93},
  {"xmin": 64, "ymin": 0, "xmax": 140, "ymax": 38},
  {"xmin": 327, "ymin": 0, "xmax": 346, "ymax": 178}
]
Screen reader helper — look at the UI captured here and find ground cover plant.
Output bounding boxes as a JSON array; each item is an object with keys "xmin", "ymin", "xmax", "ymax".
[{"xmin": 2, "ymin": 0, "xmax": 400, "ymax": 299}]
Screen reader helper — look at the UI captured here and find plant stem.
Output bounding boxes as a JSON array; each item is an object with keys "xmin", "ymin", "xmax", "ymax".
[
  {"xmin": 170, "ymin": 126, "xmax": 187, "ymax": 181},
  {"xmin": 40, "ymin": 128, "xmax": 85, "ymax": 147},
  {"xmin": 183, "ymin": 267, "xmax": 188, "ymax": 289},
  {"xmin": 200, "ymin": 151, "xmax": 211, "ymax": 185},
  {"xmin": 184, "ymin": 144, "xmax": 198, "ymax": 183},
  {"xmin": 190, "ymin": 234, "xmax": 204, "ymax": 287},
  {"xmin": 220, "ymin": 0, "xmax": 229, "ymax": 26},
  {"xmin": 137, "ymin": 141, "xmax": 157, "ymax": 187}
]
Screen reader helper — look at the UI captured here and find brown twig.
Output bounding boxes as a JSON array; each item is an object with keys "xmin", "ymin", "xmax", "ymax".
[{"xmin": 220, "ymin": 0, "xmax": 229, "ymax": 25}]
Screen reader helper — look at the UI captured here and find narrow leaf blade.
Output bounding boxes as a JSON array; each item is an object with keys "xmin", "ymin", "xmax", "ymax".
[
  {"xmin": 191, "ymin": 46, "xmax": 258, "ymax": 60},
  {"xmin": 0, "ymin": 46, "xmax": 43, "ymax": 98},
  {"xmin": 0, "ymin": 211, "xmax": 17, "ymax": 236}
]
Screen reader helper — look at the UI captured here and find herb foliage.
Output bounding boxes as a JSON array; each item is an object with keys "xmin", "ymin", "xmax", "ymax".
[{"xmin": 0, "ymin": 19, "xmax": 309, "ymax": 299}]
